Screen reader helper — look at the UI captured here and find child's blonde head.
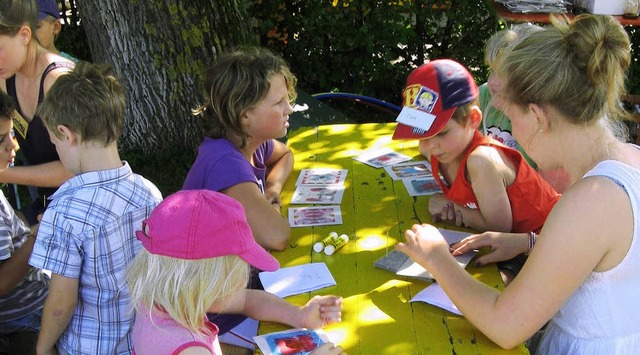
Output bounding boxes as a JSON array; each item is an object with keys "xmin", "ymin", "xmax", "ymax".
[
  {"xmin": 38, "ymin": 62, "xmax": 125, "ymax": 145},
  {"xmin": 500, "ymin": 15, "xmax": 631, "ymax": 125},
  {"xmin": 127, "ymin": 250, "xmax": 250, "ymax": 336},
  {"xmin": 484, "ymin": 23, "xmax": 543, "ymax": 70},
  {"xmin": 193, "ymin": 46, "xmax": 297, "ymax": 148}
]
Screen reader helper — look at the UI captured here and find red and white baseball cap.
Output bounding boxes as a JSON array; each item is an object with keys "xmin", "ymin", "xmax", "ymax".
[{"xmin": 392, "ymin": 59, "xmax": 479, "ymax": 140}]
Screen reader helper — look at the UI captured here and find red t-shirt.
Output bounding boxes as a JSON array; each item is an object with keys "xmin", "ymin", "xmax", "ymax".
[{"xmin": 431, "ymin": 131, "xmax": 560, "ymax": 233}]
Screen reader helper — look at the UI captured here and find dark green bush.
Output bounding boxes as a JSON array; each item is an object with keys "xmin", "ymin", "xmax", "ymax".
[
  {"xmin": 251, "ymin": 1, "xmax": 640, "ymax": 106},
  {"xmin": 252, "ymin": 0, "xmax": 500, "ymax": 107}
]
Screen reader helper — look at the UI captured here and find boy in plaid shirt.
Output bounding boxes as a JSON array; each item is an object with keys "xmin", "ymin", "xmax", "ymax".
[{"xmin": 28, "ymin": 62, "xmax": 162, "ymax": 355}]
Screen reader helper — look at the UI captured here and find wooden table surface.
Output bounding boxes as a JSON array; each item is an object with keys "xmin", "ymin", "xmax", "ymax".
[{"xmin": 258, "ymin": 123, "xmax": 529, "ymax": 355}]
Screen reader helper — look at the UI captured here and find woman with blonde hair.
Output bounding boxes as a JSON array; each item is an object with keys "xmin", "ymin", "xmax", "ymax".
[
  {"xmin": 128, "ymin": 190, "xmax": 345, "ymax": 355},
  {"xmin": 398, "ymin": 14, "xmax": 640, "ymax": 354}
]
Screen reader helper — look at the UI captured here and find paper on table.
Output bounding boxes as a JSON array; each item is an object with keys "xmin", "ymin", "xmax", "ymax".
[
  {"xmin": 411, "ymin": 282, "xmax": 462, "ymax": 316},
  {"xmin": 259, "ymin": 263, "xmax": 337, "ymax": 298}
]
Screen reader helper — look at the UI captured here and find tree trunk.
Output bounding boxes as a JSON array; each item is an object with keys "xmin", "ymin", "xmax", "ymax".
[{"xmin": 77, "ymin": 0, "xmax": 256, "ymax": 153}]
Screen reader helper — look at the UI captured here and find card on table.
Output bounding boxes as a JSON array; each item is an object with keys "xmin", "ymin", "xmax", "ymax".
[
  {"xmin": 254, "ymin": 328, "xmax": 329, "ymax": 355},
  {"xmin": 288, "ymin": 206, "xmax": 343, "ymax": 227},
  {"xmin": 384, "ymin": 160, "xmax": 433, "ymax": 180},
  {"xmin": 354, "ymin": 147, "xmax": 412, "ymax": 168},
  {"xmin": 402, "ymin": 177, "xmax": 442, "ymax": 196},
  {"xmin": 291, "ymin": 185, "xmax": 345, "ymax": 205},
  {"xmin": 295, "ymin": 169, "xmax": 348, "ymax": 186}
]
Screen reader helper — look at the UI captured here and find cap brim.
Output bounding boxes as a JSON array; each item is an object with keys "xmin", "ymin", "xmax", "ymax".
[
  {"xmin": 392, "ymin": 108, "xmax": 455, "ymax": 140},
  {"xmin": 239, "ymin": 245, "xmax": 280, "ymax": 272}
]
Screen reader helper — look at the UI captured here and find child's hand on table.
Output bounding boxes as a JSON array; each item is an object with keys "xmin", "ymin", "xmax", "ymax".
[
  {"xmin": 298, "ymin": 295, "xmax": 343, "ymax": 328},
  {"xmin": 428, "ymin": 194, "xmax": 464, "ymax": 227}
]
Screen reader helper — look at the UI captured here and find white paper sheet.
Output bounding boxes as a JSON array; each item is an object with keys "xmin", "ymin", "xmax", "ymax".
[
  {"xmin": 259, "ymin": 263, "xmax": 337, "ymax": 298},
  {"xmin": 411, "ymin": 282, "xmax": 462, "ymax": 316}
]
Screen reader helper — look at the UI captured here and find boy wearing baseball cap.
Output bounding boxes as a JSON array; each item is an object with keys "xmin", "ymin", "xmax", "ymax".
[
  {"xmin": 393, "ymin": 59, "xmax": 560, "ymax": 283},
  {"xmin": 35, "ymin": 0, "xmax": 78, "ymax": 62},
  {"xmin": 127, "ymin": 190, "xmax": 345, "ymax": 355}
]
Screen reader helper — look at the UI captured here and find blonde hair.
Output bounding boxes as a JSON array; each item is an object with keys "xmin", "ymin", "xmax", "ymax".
[
  {"xmin": 501, "ymin": 14, "xmax": 631, "ymax": 125},
  {"xmin": 484, "ymin": 23, "xmax": 543, "ymax": 69},
  {"xmin": 127, "ymin": 250, "xmax": 250, "ymax": 336},
  {"xmin": 192, "ymin": 46, "xmax": 297, "ymax": 148}
]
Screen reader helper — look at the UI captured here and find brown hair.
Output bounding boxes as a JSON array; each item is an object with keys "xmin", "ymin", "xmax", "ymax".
[
  {"xmin": 192, "ymin": 46, "xmax": 297, "ymax": 148},
  {"xmin": 38, "ymin": 61, "xmax": 125, "ymax": 145},
  {"xmin": 0, "ymin": 0, "xmax": 37, "ymax": 36}
]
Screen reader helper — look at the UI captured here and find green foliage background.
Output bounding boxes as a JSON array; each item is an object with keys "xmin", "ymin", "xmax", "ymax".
[
  {"xmin": 46, "ymin": 1, "xmax": 640, "ymax": 196},
  {"xmin": 251, "ymin": 0, "xmax": 500, "ymax": 105}
]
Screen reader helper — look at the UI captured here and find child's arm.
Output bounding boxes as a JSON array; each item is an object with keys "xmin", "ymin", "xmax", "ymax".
[
  {"xmin": 36, "ymin": 273, "xmax": 78, "ymax": 355},
  {"xmin": 264, "ymin": 139, "xmax": 294, "ymax": 207},
  {"xmin": 456, "ymin": 147, "xmax": 514, "ymax": 232},
  {"xmin": 224, "ymin": 181, "xmax": 291, "ymax": 251},
  {"xmin": 210, "ymin": 290, "xmax": 343, "ymax": 329},
  {"xmin": 0, "ymin": 233, "xmax": 36, "ymax": 295}
]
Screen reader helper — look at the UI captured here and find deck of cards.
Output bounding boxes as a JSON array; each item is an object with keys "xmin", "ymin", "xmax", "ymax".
[{"xmin": 289, "ymin": 169, "xmax": 347, "ymax": 227}]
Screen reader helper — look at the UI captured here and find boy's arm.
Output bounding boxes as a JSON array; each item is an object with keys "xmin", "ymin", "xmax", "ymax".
[
  {"xmin": 210, "ymin": 290, "xmax": 342, "ymax": 329},
  {"xmin": 0, "ymin": 233, "xmax": 36, "ymax": 295},
  {"xmin": 461, "ymin": 148, "xmax": 513, "ymax": 232},
  {"xmin": 37, "ymin": 273, "xmax": 78, "ymax": 355},
  {"xmin": 264, "ymin": 139, "xmax": 294, "ymax": 207},
  {"xmin": 0, "ymin": 161, "xmax": 73, "ymax": 188}
]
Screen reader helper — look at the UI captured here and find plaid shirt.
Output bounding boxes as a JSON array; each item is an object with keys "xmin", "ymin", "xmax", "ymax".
[
  {"xmin": 29, "ymin": 162, "xmax": 162, "ymax": 355},
  {"xmin": 0, "ymin": 190, "xmax": 49, "ymax": 322}
]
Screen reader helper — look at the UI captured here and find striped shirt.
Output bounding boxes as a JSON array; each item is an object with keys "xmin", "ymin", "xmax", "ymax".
[
  {"xmin": 0, "ymin": 190, "xmax": 49, "ymax": 322},
  {"xmin": 29, "ymin": 162, "xmax": 162, "ymax": 355}
]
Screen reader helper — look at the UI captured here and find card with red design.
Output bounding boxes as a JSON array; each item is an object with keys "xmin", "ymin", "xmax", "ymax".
[
  {"xmin": 254, "ymin": 328, "xmax": 329, "ymax": 355},
  {"xmin": 288, "ymin": 206, "xmax": 342, "ymax": 227},
  {"xmin": 354, "ymin": 147, "xmax": 411, "ymax": 168}
]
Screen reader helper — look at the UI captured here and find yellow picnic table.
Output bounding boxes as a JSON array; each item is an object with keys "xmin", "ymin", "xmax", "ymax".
[{"xmin": 257, "ymin": 123, "xmax": 530, "ymax": 355}]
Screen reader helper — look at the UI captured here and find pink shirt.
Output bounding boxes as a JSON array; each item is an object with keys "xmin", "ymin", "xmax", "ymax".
[{"xmin": 132, "ymin": 308, "xmax": 222, "ymax": 355}]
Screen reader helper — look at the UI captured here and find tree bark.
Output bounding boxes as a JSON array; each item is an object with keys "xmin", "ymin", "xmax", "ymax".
[{"xmin": 77, "ymin": 0, "xmax": 256, "ymax": 153}]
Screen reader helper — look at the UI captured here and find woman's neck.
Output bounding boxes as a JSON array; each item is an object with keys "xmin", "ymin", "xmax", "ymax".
[
  {"xmin": 18, "ymin": 44, "xmax": 46, "ymax": 79},
  {"xmin": 556, "ymin": 120, "xmax": 621, "ymax": 185}
]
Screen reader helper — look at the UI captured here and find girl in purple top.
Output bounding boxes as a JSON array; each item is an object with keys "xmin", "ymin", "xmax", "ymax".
[{"xmin": 184, "ymin": 46, "xmax": 295, "ymax": 252}]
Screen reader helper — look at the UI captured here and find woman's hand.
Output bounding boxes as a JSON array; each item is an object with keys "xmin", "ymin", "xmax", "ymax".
[
  {"xmin": 450, "ymin": 231, "xmax": 529, "ymax": 266},
  {"xmin": 396, "ymin": 224, "xmax": 450, "ymax": 267},
  {"xmin": 299, "ymin": 295, "xmax": 343, "ymax": 329}
]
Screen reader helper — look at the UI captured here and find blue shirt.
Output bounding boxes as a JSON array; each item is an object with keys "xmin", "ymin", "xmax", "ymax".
[{"xmin": 29, "ymin": 162, "xmax": 162, "ymax": 355}]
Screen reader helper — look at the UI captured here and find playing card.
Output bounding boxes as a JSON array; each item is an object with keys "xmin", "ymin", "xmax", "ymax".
[
  {"xmin": 384, "ymin": 161, "xmax": 432, "ymax": 180},
  {"xmin": 288, "ymin": 206, "xmax": 343, "ymax": 227},
  {"xmin": 291, "ymin": 185, "xmax": 345, "ymax": 204},
  {"xmin": 354, "ymin": 147, "xmax": 411, "ymax": 168},
  {"xmin": 402, "ymin": 177, "xmax": 442, "ymax": 196},
  {"xmin": 295, "ymin": 169, "xmax": 348, "ymax": 186}
]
